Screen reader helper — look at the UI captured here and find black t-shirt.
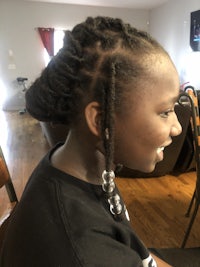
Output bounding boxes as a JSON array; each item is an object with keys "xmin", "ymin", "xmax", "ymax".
[{"xmin": 0, "ymin": 145, "xmax": 157, "ymax": 267}]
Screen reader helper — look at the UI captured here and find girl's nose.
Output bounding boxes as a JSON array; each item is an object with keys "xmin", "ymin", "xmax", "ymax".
[{"xmin": 170, "ymin": 113, "xmax": 182, "ymax": 137}]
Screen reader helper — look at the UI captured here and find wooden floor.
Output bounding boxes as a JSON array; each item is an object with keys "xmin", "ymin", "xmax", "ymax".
[{"xmin": 0, "ymin": 110, "xmax": 200, "ymax": 249}]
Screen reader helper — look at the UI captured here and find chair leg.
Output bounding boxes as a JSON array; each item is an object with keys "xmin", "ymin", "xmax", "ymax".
[
  {"xmin": 185, "ymin": 190, "xmax": 195, "ymax": 217},
  {"xmin": 181, "ymin": 201, "xmax": 199, "ymax": 248}
]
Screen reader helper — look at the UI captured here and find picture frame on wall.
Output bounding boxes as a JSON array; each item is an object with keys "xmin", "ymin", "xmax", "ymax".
[{"xmin": 190, "ymin": 10, "xmax": 200, "ymax": 51}]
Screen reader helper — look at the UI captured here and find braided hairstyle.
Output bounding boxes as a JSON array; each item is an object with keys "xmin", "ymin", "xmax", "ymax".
[{"xmin": 26, "ymin": 16, "xmax": 169, "ymax": 218}]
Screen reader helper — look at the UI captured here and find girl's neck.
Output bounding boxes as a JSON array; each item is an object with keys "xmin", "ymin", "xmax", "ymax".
[{"xmin": 50, "ymin": 129, "xmax": 106, "ymax": 185}]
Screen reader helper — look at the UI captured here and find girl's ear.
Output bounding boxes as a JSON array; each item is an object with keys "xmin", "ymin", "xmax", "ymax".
[{"xmin": 85, "ymin": 102, "xmax": 102, "ymax": 137}]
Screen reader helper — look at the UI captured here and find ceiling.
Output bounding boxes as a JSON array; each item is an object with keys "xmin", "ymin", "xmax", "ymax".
[{"xmin": 26, "ymin": 0, "xmax": 171, "ymax": 9}]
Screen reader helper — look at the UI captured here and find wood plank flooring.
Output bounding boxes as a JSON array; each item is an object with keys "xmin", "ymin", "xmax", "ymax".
[
  {"xmin": 0, "ymin": 110, "xmax": 200, "ymax": 249},
  {"xmin": 116, "ymin": 172, "xmax": 199, "ymax": 248}
]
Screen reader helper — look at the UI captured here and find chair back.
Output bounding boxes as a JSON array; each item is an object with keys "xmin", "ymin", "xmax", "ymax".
[
  {"xmin": 0, "ymin": 146, "xmax": 18, "ymax": 203},
  {"xmin": 0, "ymin": 148, "xmax": 9, "ymax": 187},
  {"xmin": 179, "ymin": 87, "xmax": 200, "ymax": 247},
  {"xmin": 180, "ymin": 87, "xmax": 200, "ymax": 195},
  {"xmin": 0, "ymin": 145, "xmax": 18, "ymax": 253}
]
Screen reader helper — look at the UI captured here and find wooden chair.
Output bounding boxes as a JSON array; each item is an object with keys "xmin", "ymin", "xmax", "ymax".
[
  {"xmin": 0, "ymin": 145, "xmax": 18, "ymax": 252},
  {"xmin": 179, "ymin": 87, "xmax": 200, "ymax": 248}
]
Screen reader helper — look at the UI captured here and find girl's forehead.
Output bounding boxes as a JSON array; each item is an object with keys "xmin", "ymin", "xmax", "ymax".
[{"xmin": 120, "ymin": 64, "xmax": 179, "ymax": 109}]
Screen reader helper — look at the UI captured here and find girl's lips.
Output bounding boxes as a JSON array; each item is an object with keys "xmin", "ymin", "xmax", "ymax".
[
  {"xmin": 157, "ymin": 146, "xmax": 164, "ymax": 154},
  {"xmin": 156, "ymin": 140, "xmax": 172, "ymax": 155},
  {"xmin": 156, "ymin": 146, "xmax": 164, "ymax": 161}
]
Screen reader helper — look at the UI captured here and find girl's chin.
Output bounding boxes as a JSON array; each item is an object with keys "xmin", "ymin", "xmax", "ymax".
[
  {"xmin": 139, "ymin": 158, "xmax": 162, "ymax": 173},
  {"xmin": 140, "ymin": 165, "xmax": 156, "ymax": 173},
  {"xmin": 116, "ymin": 154, "xmax": 161, "ymax": 174},
  {"xmin": 123, "ymin": 162, "xmax": 157, "ymax": 174}
]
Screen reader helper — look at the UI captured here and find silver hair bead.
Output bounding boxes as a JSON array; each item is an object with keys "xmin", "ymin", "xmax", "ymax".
[
  {"xmin": 102, "ymin": 180, "xmax": 115, "ymax": 193},
  {"xmin": 102, "ymin": 170, "xmax": 116, "ymax": 193},
  {"xmin": 105, "ymin": 128, "xmax": 109, "ymax": 140},
  {"xmin": 108, "ymin": 194, "xmax": 123, "ymax": 215},
  {"xmin": 102, "ymin": 170, "xmax": 115, "ymax": 182}
]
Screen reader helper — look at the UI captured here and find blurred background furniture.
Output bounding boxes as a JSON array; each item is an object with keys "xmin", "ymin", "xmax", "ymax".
[{"xmin": 16, "ymin": 77, "xmax": 28, "ymax": 115}]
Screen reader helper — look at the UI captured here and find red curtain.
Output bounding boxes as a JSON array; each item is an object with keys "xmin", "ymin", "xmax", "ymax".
[{"xmin": 38, "ymin": 27, "xmax": 54, "ymax": 57}]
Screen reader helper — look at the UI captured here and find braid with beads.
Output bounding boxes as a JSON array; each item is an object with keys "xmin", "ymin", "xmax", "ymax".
[{"xmin": 26, "ymin": 16, "xmax": 170, "ymax": 219}]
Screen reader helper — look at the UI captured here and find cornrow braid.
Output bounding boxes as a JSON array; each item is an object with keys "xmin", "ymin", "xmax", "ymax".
[{"xmin": 26, "ymin": 16, "xmax": 170, "ymax": 219}]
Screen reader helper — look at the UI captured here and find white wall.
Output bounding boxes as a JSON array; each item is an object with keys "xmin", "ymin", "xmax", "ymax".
[
  {"xmin": 0, "ymin": 0, "xmax": 149, "ymax": 110},
  {"xmin": 149, "ymin": 0, "xmax": 200, "ymax": 89}
]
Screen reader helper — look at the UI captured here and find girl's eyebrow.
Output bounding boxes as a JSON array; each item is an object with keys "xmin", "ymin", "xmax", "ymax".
[
  {"xmin": 159, "ymin": 95, "xmax": 180, "ymax": 106},
  {"xmin": 172, "ymin": 94, "xmax": 180, "ymax": 103}
]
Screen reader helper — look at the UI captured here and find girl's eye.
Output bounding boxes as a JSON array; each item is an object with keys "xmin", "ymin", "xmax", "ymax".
[{"xmin": 160, "ymin": 109, "xmax": 174, "ymax": 118}]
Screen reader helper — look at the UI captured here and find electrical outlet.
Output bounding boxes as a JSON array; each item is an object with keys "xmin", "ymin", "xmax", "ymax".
[{"xmin": 8, "ymin": 64, "xmax": 16, "ymax": 69}]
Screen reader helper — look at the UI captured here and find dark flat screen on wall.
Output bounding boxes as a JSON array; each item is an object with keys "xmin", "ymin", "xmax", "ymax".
[{"xmin": 191, "ymin": 10, "xmax": 200, "ymax": 51}]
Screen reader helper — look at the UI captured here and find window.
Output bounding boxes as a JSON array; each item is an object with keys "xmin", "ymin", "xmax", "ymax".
[
  {"xmin": 54, "ymin": 29, "xmax": 65, "ymax": 55},
  {"xmin": 43, "ymin": 29, "xmax": 65, "ymax": 66}
]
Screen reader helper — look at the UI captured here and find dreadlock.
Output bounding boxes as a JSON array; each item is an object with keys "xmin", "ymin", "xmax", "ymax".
[{"xmin": 26, "ymin": 16, "xmax": 169, "ymax": 218}]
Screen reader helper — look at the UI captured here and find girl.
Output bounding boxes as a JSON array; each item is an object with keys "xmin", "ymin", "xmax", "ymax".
[{"xmin": 0, "ymin": 16, "xmax": 182, "ymax": 266}]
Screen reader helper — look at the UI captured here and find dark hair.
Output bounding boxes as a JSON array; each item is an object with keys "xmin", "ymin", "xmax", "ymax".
[{"xmin": 26, "ymin": 16, "xmax": 168, "ymax": 174}]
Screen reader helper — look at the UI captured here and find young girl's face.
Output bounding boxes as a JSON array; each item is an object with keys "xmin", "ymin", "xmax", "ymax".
[{"xmin": 114, "ymin": 55, "xmax": 182, "ymax": 173}]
